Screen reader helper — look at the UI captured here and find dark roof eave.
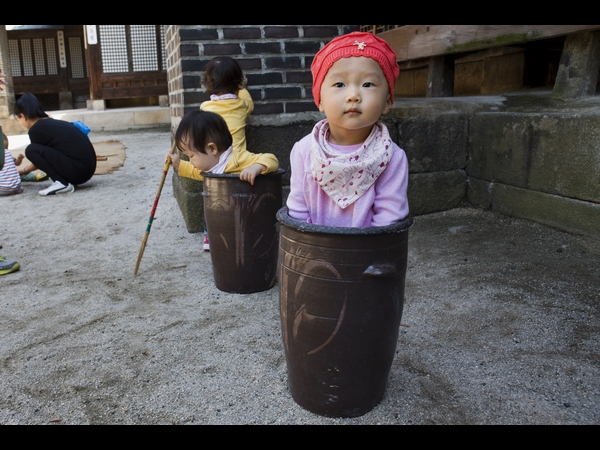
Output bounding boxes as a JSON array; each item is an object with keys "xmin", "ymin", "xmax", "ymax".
[{"xmin": 6, "ymin": 25, "xmax": 65, "ymax": 31}]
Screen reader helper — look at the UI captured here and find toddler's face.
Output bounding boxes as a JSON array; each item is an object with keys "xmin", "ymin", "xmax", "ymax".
[
  {"xmin": 178, "ymin": 140, "xmax": 220, "ymax": 172},
  {"xmin": 318, "ymin": 56, "xmax": 393, "ymax": 145}
]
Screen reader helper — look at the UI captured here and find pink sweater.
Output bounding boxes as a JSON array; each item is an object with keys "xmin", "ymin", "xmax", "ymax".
[{"xmin": 286, "ymin": 133, "xmax": 409, "ymax": 228}]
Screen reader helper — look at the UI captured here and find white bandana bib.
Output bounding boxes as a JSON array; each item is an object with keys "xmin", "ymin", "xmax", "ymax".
[
  {"xmin": 207, "ymin": 146, "xmax": 233, "ymax": 174},
  {"xmin": 210, "ymin": 93, "xmax": 238, "ymax": 101},
  {"xmin": 309, "ymin": 119, "xmax": 393, "ymax": 209}
]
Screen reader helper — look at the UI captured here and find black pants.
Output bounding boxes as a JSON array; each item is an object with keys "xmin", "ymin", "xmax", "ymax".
[{"xmin": 26, "ymin": 143, "xmax": 95, "ymax": 186}]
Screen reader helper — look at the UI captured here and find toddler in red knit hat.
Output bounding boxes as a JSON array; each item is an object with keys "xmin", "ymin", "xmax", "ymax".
[{"xmin": 286, "ymin": 31, "xmax": 410, "ymax": 228}]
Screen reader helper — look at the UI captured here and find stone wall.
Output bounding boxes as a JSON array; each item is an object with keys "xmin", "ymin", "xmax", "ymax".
[{"xmin": 467, "ymin": 93, "xmax": 600, "ymax": 237}]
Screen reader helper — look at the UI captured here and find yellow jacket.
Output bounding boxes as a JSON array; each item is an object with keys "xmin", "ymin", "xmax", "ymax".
[
  {"xmin": 177, "ymin": 89, "xmax": 279, "ymax": 181},
  {"xmin": 177, "ymin": 149, "xmax": 279, "ymax": 181},
  {"xmin": 201, "ymin": 89, "xmax": 253, "ymax": 158}
]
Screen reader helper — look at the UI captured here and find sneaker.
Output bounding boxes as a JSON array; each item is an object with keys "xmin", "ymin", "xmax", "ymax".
[
  {"xmin": 0, "ymin": 255, "xmax": 20, "ymax": 275},
  {"xmin": 36, "ymin": 172, "xmax": 49, "ymax": 181},
  {"xmin": 203, "ymin": 234, "xmax": 210, "ymax": 251},
  {"xmin": 20, "ymin": 172, "xmax": 38, "ymax": 182},
  {"xmin": 21, "ymin": 171, "xmax": 49, "ymax": 182},
  {"xmin": 39, "ymin": 180, "xmax": 74, "ymax": 196}
]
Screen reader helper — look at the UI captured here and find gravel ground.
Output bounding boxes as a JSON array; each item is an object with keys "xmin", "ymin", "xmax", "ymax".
[{"xmin": 1, "ymin": 128, "xmax": 599, "ymax": 424}]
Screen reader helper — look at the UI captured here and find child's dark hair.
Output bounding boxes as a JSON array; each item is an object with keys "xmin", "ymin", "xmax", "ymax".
[
  {"xmin": 14, "ymin": 93, "xmax": 49, "ymax": 119},
  {"xmin": 202, "ymin": 56, "xmax": 244, "ymax": 95},
  {"xmin": 175, "ymin": 110, "xmax": 233, "ymax": 154}
]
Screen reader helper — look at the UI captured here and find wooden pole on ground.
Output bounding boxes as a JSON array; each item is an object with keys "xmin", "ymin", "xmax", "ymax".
[{"xmin": 134, "ymin": 142, "xmax": 177, "ymax": 275}]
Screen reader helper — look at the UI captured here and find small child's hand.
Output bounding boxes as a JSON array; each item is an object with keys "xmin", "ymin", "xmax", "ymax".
[
  {"xmin": 239, "ymin": 164, "xmax": 265, "ymax": 185},
  {"xmin": 167, "ymin": 150, "xmax": 180, "ymax": 170},
  {"xmin": 239, "ymin": 77, "xmax": 248, "ymax": 90},
  {"xmin": 14, "ymin": 153, "xmax": 24, "ymax": 167}
]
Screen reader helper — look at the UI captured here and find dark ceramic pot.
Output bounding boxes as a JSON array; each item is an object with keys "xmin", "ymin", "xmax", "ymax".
[
  {"xmin": 201, "ymin": 169, "xmax": 285, "ymax": 293},
  {"xmin": 277, "ymin": 207, "xmax": 413, "ymax": 417}
]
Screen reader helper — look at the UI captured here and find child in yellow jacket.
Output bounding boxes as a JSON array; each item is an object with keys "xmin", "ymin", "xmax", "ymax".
[
  {"xmin": 170, "ymin": 110, "xmax": 278, "ymax": 184},
  {"xmin": 201, "ymin": 56, "xmax": 254, "ymax": 167},
  {"xmin": 174, "ymin": 56, "xmax": 278, "ymax": 183},
  {"xmin": 168, "ymin": 57, "xmax": 279, "ymax": 250},
  {"xmin": 169, "ymin": 109, "xmax": 279, "ymax": 251}
]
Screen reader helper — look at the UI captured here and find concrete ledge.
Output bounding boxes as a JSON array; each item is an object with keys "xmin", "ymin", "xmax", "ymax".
[
  {"xmin": 52, "ymin": 106, "xmax": 170, "ymax": 131},
  {"xmin": 391, "ymin": 111, "xmax": 469, "ymax": 173},
  {"xmin": 0, "ymin": 106, "xmax": 171, "ymax": 135},
  {"xmin": 408, "ymin": 170, "xmax": 467, "ymax": 216},
  {"xmin": 469, "ymin": 110, "xmax": 600, "ymax": 203},
  {"xmin": 471, "ymin": 179, "xmax": 600, "ymax": 237},
  {"xmin": 246, "ymin": 121, "xmax": 315, "ymax": 184},
  {"xmin": 467, "ymin": 177, "xmax": 493, "ymax": 209}
]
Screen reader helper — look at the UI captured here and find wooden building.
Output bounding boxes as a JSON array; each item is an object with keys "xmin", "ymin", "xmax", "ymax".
[
  {"xmin": 361, "ymin": 25, "xmax": 600, "ymax": 98},
  {"xmin": 5, "ymin": 25, "xmax": 599, "ymax": 113},
  {"xmin": 7, "ymin": 25, "xmax": 89, "ymax": 109},
  {"xmin": 6, "ymin": 25, "xmax": 167, "ymax": 110}
]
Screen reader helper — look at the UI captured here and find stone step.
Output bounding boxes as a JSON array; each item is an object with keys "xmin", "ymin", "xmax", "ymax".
[{"xmin": 1, "ymin": 105, "xmax": 170, "ymax": 136}]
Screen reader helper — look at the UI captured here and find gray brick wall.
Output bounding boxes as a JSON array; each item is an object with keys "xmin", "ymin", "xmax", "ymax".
[{"xmin": 165, "ymin": 25, "xmax": 360, "ymax": 119}]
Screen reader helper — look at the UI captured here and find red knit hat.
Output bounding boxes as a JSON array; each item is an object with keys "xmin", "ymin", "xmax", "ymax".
[{"xmin": 311, "ymin": 31, "xmax": 400, "ymax": 107}]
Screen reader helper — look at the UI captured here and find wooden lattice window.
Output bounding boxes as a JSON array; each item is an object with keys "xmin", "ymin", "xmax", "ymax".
[
  {"xmin": 99, "ymin": 25, "xmax": 129, "ymax": 73},
  {"xmin": 131, "ymin": 25, "xmax": 159, "ymax": 71},
  {"xmin": 98, "ymin": 25, "xmax": 166, "ymax": 74},
  {"xmin": 68, "ymin": 36, "xmax": 88, "ymax": 79},
  {"xmin": 33, "ymin": 39, "xmax": 46, "ymax": 75},
  {"xmin": 20, "ymin": 39, "xmax": 33, "ymax": 76},
  {"xmin": 45, "ymin": 38, "xmax": 58, "ymax": 75},
  {"xmin": 8, "ymin": 40, "xmax": 22, "ymax": 77},
  {"xmin": 8, "ymin": 36, "xmax": 59, "ymax": 77},
  {"xmin": 159, "ymin": 26, "xmax": 166, "ymax": 71}
]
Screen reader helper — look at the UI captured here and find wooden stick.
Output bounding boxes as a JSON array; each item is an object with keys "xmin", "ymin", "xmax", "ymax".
[{"xmin": 134, "ymin": 142, "xmax": 177, "ymax": 275}]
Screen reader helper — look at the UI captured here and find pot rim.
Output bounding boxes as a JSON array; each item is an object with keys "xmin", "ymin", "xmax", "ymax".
[
  {"xmin": 201, "ymin": 168, "xmax": 286, "ymax": 179},
  {"xmin": 277, "ymin": 207, "xmax": 413, "ymax": 236}
]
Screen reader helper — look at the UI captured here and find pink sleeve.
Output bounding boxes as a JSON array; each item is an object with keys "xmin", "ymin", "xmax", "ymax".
[
  {"xmin": 286, "ymin": 140, "xmax": 310, "ymax": 222},
  {"xmin": 370, "ymin": 145, "xmax": 410, "ymax": 227}
]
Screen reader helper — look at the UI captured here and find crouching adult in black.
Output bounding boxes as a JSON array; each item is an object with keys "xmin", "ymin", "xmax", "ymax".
[{"xmin": 15, "ymin": 93, "xmax": 96, "ymax": 196}]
